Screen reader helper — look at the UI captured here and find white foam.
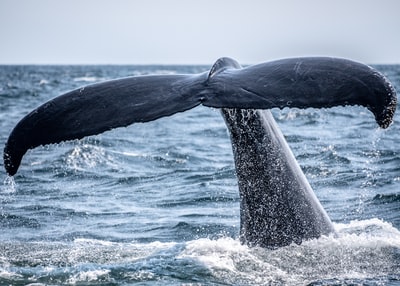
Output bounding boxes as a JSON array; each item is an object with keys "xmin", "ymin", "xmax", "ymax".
[
  {"xmin": 0, "ymin": 219, "xmax": 398, "ymax": 285},
  {"xmin": 73, "ymin": 76, "xmax": 104, "ymax": 83},
  {"xmin": 177, "ymin": 219, "xmax": 400, "ymax": 285},
  {"xmin": 1, "ymin": 176, "xmax": 16, "ymax": 194},
  {"xmin": 179, "ymin": 237, "xmax": 246, "ymax": 272},
  {"xmin": 67, "ymin": 269, "xmax": 111, "ymax": 284},
  {"xmin": 65, "ymin": 144, "xmax": 118, "ymax": 171},
  {"xmin": 0, "ymin": 269, "xmax": 23, "ymax": 279}
]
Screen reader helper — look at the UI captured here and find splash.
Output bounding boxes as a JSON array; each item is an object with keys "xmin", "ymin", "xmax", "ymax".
[
  {"xmin": 0, "ymin": 220, "xmax": 399, "ymax": 285},
  {"xmin": 179, "ymin": 219, "xmax": 400, "ymax": 285},
  {"xmin": 1, "ymin": 176, "xmax": 16, "ymax": 194},
  {"xmin": 65, "ymin": 144, "xmax": 118, "ymax": 172}
]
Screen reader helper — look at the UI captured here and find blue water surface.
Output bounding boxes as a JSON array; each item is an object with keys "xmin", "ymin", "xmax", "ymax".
[{"xmin": 0, "ymin": 64, "xmax": 400, "ymax": 285}]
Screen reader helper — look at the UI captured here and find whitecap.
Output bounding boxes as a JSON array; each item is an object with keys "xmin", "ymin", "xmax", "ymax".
[
  {"xmin": 67, "ymin": 269, "xmax": 111, "ymax": 284},
  {"xmin": 73, "ymin": 76, "xmax": 104, "ymax": 83},
  {"xmin": 1, "ymin": 176, "xmax": 16, "ymax": 194},
  {"xmin": 177, "ymin": 219, "xmax": 400, "ymax": 285}
]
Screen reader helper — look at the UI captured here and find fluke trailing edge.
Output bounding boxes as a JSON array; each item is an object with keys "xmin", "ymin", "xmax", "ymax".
[{"xmin": 3, "ymin": 57, "xmax": 397, "ymax": 247}]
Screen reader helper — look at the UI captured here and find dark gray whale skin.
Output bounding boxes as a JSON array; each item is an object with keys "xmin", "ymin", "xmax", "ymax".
[
  {"xmin": 3, "ymin": 57, "xmax": 396, "ymax": 248},
  {"xmin": 222, "ymin": 108, "xmax": 335, "ymax": 247}
]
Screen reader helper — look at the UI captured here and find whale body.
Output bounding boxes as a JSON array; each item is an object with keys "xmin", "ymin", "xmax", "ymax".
[{"xmin": 3, "ymin": 57, "xmax": 397, "ymax": 248}]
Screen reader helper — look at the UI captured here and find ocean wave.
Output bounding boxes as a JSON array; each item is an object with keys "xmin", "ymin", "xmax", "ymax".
[
  {"xmin": 0, "ymin": 218, "xmax": 398, "ymax": 285},
  {"xmin": 371, "ymin": 193, "xmax": 400, "ymax": 203},
  {"xmin": 0, "ymin": 213, "xmax": 40, "ymax": 228},
  {"xmin": 73, "ymin": 76, "xmax": 105, "ymax": 83},
  {"xmin": 1, "ymin": 63, "xmax": 399, "ymax": 285}
]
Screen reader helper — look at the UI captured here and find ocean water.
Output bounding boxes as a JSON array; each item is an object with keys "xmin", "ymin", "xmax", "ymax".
[{"xmin": 0, "ymin": 64, "xmax": 400, "ymax": 285}]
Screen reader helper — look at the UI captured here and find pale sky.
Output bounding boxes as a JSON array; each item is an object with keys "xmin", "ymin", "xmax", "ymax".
[{"xmin": 1, "ymin": 0, "xmax": 400, "ymax": 65}]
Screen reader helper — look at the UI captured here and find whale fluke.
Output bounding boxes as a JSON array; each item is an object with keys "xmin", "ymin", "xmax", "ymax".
[
  {"xmin": 3, "ymin": 57, "xmax": 397, "ymax": 176},
  {"xmin": 203, "ymin": 57, "xmax": 396, "ymax": 129}
]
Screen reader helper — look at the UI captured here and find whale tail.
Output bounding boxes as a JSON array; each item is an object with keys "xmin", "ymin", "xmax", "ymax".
[{"xmin": 4, "ymin": 57, "xmax": 397, "ymax": 175}]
